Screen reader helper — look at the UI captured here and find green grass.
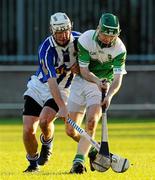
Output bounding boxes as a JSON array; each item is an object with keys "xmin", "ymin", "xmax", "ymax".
[{"xmin": 0, "ymin": 118, "xmax": 155, "ymax": 180}]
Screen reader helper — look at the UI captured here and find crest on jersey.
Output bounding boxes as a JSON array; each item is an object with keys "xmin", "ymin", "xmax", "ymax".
[
  {"xmin": 90, "ymin": 51, "xmax": 113, "ymax": 64},
  {"xmin": 41, "ymin": 59, "xmax": 48, "ymax": 75},
  {"xmin": 56, "ymin": 64, "xmax": 67, "ymax": 74},
  {"xmin": 98, "ymin": 54, "xmax": 113, "ymax": 63}
]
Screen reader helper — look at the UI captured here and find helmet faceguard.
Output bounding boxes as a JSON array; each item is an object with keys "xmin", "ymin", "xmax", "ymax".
[{"xmin": 50, "ymin": 12, "xmax": 72, "ymax": 34}]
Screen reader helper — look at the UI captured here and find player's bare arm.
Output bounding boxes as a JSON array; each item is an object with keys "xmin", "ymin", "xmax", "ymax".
[
  {"xmin": 80, "ymin": 66, "xmax": 110, "ymax": 91},
  {"xmin": 102, "ymin": 74, "xmax": 123, "ymax": 109},
  {"xmin": 80, "ymin": 66, "xmax": 101, "ymax": 86},
  {"xmin": 70, "ymin": 62, "xmax": 80, "ymax": 74},
  {"xmin": 48, "ymin": 77, "xmax": 68, "ymax": 119}
]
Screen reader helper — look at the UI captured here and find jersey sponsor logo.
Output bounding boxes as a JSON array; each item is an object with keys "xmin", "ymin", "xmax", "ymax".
[
  {"xmin": 114, "ymin": 67, "xmax": 126, "ymax": 74},
  {"xmin": 114, "ymin": 68, "xmax": 121, "ymax": 72}
]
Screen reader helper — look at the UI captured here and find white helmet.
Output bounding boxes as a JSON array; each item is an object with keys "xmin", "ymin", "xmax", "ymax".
[{"xmin": 50, "ymin": 12, "xmax": 72, "ymax": 34}]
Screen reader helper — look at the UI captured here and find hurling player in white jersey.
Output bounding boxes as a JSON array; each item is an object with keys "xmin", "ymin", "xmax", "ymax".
[
  {"xmin": 66, "ymin": 13, "xmax": 127, "ymax": 173},
  {"xmin": 23, "ymin": 12, "xmax": 80, "ymax": 172}
]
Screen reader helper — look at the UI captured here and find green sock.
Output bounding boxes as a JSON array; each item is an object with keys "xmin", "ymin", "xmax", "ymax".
[{"xmin": 73, "ymin": 154, "xmax": 85, "ymax": 164}]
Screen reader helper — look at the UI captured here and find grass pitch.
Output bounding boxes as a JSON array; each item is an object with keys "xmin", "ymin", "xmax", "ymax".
[{"xmin": 0, "ymin": 118, "xmax": 155, "ymax": 180}]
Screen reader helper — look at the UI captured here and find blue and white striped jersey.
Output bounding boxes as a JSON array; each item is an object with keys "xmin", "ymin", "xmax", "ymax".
[{"xmin": 35, "ymin": 31, "xmax": 81, "ymax": 88}]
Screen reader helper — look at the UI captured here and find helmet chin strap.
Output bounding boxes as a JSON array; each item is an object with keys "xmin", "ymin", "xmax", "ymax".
[{"xmin": 55, "ymin": 39, "xmax": 70, "ymax": 47}]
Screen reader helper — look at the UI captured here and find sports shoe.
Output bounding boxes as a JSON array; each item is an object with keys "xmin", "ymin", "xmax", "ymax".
[
  {"xmin": 23, "ymin": 165, "xmax": 39, "ymax": 173},
  {"xmin": 70, "ymin": 162, "xmax": 87, "ymax": 174},
  {"xmin": 88, "ymin": 146, "xmax": 97, "ymax": 171},
  {"xmin": 38, "ymin": 145, "xmax": 52, "ymax": 165},
  {"xmin": 24, "ymin": 154, "xmax": 39, "ymax": 173}
]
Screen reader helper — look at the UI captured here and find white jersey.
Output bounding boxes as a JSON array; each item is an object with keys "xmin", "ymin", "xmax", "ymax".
[
  {"xmin": 68, "ymin": 30, "xmax": 127, "ymax": 110},
  {"xmin": 78, "ymin": 30, "xmax": 127, "ymax": 80}
]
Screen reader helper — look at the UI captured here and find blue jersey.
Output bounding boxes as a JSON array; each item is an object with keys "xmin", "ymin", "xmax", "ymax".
[{"xmin": 35, "ymin": 31, "xmax": 81, "ymax": 88}]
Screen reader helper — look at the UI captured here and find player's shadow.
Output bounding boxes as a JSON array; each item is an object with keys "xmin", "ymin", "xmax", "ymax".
[{"xmin": 41, "ymin": 171, "xmax": 71, "ymax": 176}]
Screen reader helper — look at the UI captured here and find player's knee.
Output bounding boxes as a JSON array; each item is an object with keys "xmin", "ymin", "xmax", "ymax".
[
  {"xmin": 23, "ymin": 126, "xmax": 36, "ymax": 143},
  {"xmin": 39, "ymin": 118, "xmax": 48, "ymax": 129},
  {"xmin": 66, "ymin": 126, "xmax": 76, "ymax": 138},
  {"xmin": 39, "ymin": 114, "xmax": 50, "ymax": 128},
  {"xmin": 87, "ymin": 119, "xmax": 98, "ymax": 133},
  {"xmin": 39, "ymin": 113, "xmax": 54, "ymax": 129}
]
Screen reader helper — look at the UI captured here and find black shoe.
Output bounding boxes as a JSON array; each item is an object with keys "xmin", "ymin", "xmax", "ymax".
[
  {"xmin": 38, "ymin": 145, "xmax": 52, "ymax": 165},
  {"xmin": 70, "ymin": 162, "xmax": 87, "ymax": 174},
  {"xmin": 23, "ymin": 165, "xmax": 39, "ymax": 173},
  {"xmin": 88, "ymin": 146, "xmax": 98, "ymax": 171}
]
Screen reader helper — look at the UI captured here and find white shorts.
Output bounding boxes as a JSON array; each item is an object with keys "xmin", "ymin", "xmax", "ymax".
[
  {"xmin": 24, "ymin": 75, "xmax": 69, "ymax": 107},
  {"xmin": 67, "ymin": 76, "xmax": 102, "ymax": 112}
]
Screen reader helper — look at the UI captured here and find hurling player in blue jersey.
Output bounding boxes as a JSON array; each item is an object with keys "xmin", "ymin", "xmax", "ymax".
[{"xmin": 23, "ymin": 12, "xmax": 81, "ymax": 172}]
